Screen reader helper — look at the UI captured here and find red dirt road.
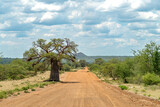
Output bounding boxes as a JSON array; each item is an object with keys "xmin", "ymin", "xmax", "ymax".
[{"xmin": 0, "ymin": 67, "xmax": 160, "ymax": 107}]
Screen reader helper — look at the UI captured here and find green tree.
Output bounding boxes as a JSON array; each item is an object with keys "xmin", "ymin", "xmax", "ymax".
[
  {"xmin": 94, "ymin": 58, "xmax": 105, "ymax": 65},
  {"xmin": 79, "ymin": 60, "xmax": 88, "ymax": 67},
  {"xmin": 23, "ymin": 38, "xmax": 78, "ymax": 81},
  {"xmin": 133, "ymin": 41, "xmax": 160, "ymax": 74}
]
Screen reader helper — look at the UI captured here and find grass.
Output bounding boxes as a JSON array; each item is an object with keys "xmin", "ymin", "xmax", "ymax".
[
  {"xmin": 141, "ymin": 89, "xmax": 146, "ymax": 92},
  {"xmin": 0, "ymin": 81, "xmax": 56, "ymax": 99},
  {"xmin": 119, "ymin": 85, "xmax": 128, "ymax": 90}
]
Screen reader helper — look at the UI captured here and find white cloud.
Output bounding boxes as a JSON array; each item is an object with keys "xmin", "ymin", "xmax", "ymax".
[
  {"xmin": 103, "ymin": 39, "xmax": 113, "ymax": 46},
  {"xmin": 0, "ymin": 21, "xmax": 11, "ymax": 29},
  {"xmin": 156, "ymin": 29, "xmax": 160, "ymax": 33},
  {"xmin": 75, "ymin": 31, "xmax": 91, "ymax": 37},
  {"xmin": 0, "ymin": 33, "xmax": 16, "ymax": 38},
  {"xmin": 0, "ymin": 41, "xmax": 18, "ymax": 45},
  {"xmin": 31, "ymin": 2, "xmax": 62, "ymax": 11},
  {"xmin": 40, "ymin": 12, "xmax": 58, "ymax": 22},
  {"xmin": 72, "ymin": 24, "xmax": 83, "ymax": 30},
  {"xmin": 68, "ymin": 10, "xmax": 81, "ymax": 19},
  {"xmin": 97, "ymin": 0, "xmax": 128, "ymax": 11},
  {"xmin": 44, "ymin": 34, "xmax": 55, "ymax": 37},
  {"xmin": 138, "ymin": 12, "xmax": 159, "ymax": 20},
  {"xmin": 1, "ymin": 0, "xmax": 160, "ymax": 57},
  {"xmin": 0, "ymin": 34, "xmax": 6, "ymax": 38},
  {"xmin": 24, "ymin": 17, "xmax": 36, "ymax": 23},
  {"xmin": 115, "ymin": 38, "xmax": 138, "ymax": 47}
]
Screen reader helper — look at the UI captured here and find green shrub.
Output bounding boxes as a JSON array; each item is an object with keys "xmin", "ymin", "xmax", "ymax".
[
  {"xmin": 143, "ymin": 73, "xmax": 160, "ymax": 85},
  {"xmin": 14, "ymin": 88, "xmax": 21, "ymax": 92},
  {"xmin": 7, "ymin": 90, "xmax": 14, "ymax": 95},
  {"xmin": 33, "ymin": 84, "xmax": 39, "ymax": 87},
  {"xmin": 31, "ymin": 89, "xmax": 36, "ymax": 91},
  {"xmin": 62, "ymin": 64, "xmax": 71, "ymax": 71},
  {"xmin": 141, "ymin": 89, "xmax": 146, "ymax": 92},
  {"xmin": 24, "ymin": 90, "xmax": 29, "ymax": 93},
  {"xmin": 119, "ymin": 85, "xmax": 128, "ymax": 90},
  {"xmin": 0, "ymin": 91, "xmax": 7, "ymax": 99},
  {"xmin": 39, "ymin": 85, "xmax": 44, "ymax": 88},
  {"xmin": 22, "ymin": 87, "xmax": 29, "ymax": 90}
]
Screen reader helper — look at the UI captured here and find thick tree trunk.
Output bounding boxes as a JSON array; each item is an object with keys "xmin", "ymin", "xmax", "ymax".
[{"xmin": 49, "ymin": 59, "xmax": 60, "ymax": 81}]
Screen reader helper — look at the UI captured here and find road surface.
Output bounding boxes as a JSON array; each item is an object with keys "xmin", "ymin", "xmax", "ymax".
[{"xmin": 0, "ymin": 67, "xmax": 160, "ymax": 107}]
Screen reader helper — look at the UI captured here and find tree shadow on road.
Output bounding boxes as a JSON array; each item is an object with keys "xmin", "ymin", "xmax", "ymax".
[{"xmin": 60, "ymin": 81, "xmax": 80, "ymax": 84}]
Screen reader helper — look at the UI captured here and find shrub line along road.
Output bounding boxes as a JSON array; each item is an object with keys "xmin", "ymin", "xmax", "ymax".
[{"xmin": 0, "ymin": 67, "xmax": 160, "ymax": 107}]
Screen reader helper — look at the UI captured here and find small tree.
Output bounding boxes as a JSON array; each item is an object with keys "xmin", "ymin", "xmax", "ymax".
[
  {"xmin": 94, "ymin": 58, "xmax": 105, "ymax": 65},
  {"xmin": 23, "ymin": 38, "xmax": 78, "ymax": 81},
  {"xmin": 79, "ymin": 60, "xmax": 88, "ymax": 67}
]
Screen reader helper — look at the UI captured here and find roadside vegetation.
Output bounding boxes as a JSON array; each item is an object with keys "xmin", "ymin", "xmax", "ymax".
[
  {"xmin": 0, "ymin": 60, "xmax": 86, "ymax": 99},
  {"xmin": 89, "ymin": 41, "xmax": 160, "ymax": 100},
  {"xmin": 0, "ymin": 81, "xmax": 56, "ymax": 99},
  {"xmin": 0, "ymin": 49, "xmax": 87, "ymax": 99}
]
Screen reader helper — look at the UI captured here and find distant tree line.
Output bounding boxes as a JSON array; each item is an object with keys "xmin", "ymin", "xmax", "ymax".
[{"xmin": 89, "ymin": 41, "xmax": 160, "ymax": 85}]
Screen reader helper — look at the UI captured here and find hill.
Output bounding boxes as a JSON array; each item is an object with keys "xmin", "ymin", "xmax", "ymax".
[
  {"xmin": 76, "ymin": 52, "xmax": 133, "ymax": 63},
  {"xmin": 0, "ymin": 58, "xmax": 15, "ymax": 64},
  {"xmin": 0, "ymin": 53, "xmax": 133, "ymax": 64}
]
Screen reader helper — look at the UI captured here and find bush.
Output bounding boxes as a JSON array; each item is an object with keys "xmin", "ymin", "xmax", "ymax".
[
  {"xmin": 119, "ymin": 85, "xmax": 128, "ymax": 90},
  {"xmin": 89, "ymin": 64, "xmax": 101, "ymax": 71},
  {"xmin": 39, "ymin": 84, "xmax": 44, "ymax": 88},
  {"xmin": 0, "ymin": 59, "xmax": 35, "ymax": 81},
  {"xmin": 62, "ymin": 64, "xmax": 71, "ymax": 71},
  {"xmin": 22, "ymin": 87, "xmax": 29, "ymax": 90},
  {"xmin": 143, "ymin": 73, "xmax": 160, "ymax": 85},
  {"xmin": 0, "ymin": 91, "xmax": 7, "ymax": 99},
  {"xmin": 24, "ymin": 90, "xmax": 29, "ymax": 93},
  {"xmin": 31, "ymin": 89, "xmax": 36, "ymax": 91}
]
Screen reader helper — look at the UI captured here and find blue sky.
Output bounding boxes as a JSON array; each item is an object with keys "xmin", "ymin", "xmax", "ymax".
[{"xmin": 0, "ymin": 0, "xmax": 160, "ymax": 58}]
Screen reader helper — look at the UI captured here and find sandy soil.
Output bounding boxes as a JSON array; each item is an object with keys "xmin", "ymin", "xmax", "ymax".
[
  {"xmin": 0, "ymin": 71, "xmax": 51, "ymax": 91},
  {"xmin": 0, "ymin": 67, "xmax": 160, "ymax": 107}
]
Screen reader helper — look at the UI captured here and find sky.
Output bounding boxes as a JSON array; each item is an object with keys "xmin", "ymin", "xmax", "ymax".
[{"xmin": 0, "ymin": 0, "xmax": 160, "ymax": 58}]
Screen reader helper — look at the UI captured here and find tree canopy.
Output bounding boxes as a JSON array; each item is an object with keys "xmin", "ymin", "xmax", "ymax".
[{"xmin": 23, "ymin": 38, "xmax": 78, "ymax": 81}]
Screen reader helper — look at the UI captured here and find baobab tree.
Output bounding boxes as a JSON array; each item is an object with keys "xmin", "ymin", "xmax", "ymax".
[{"xmin": 23, "ymin": 38, "xmax": 78, "ymax": 81}]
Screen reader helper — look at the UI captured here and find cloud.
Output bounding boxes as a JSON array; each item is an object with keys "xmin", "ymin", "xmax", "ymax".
[
  {"xmin": 1, "ymin": 0, "xmax": 160, "ymax": 57},
  {"xmin": 115, "ymin": 38, "xmax": 139, "ymax": 47},
  {"xmin": 0, "ymin": 41, "xmax": 18, "ymax": 45},
  {"xmin": 44, "ymin": 34, "xmax": 55, "ymax": 37},
  {"xmin": 36, "ymin": 0, "xmax": 66, "ymax": 4},
  {"xmin": 0, "ymin": 34, "xmax": 7, "ymax": 38},
  {"xmin": 34, "ymin": 12, "xmax": 70, "ymax": 25},
  {"xmin": 24, "ymin": 17, "xmax": 37, "ymax": 23},
  {"xmin": 31, "ymin": 2, "xmax": 62, "ymax": 12},
  {"xmin": 136, "ymin": 0, "xmax": 160, "ymax": 11},
  {"xmin": 128, "ymin": 22, "xmax": 158, "ymax": 30}
]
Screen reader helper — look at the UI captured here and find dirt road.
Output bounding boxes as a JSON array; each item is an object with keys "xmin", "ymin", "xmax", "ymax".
[{"xmin": 0, "ymin": 67, "xmax": 160, "ymax": 107}]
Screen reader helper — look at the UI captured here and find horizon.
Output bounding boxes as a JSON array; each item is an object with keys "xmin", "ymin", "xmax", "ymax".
[{"xmin": 0, "ymin": 0, "xmax": 160, "ymax": 58}]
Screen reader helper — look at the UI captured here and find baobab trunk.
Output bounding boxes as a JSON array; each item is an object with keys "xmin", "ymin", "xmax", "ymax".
[{"xmin": 49, "ymin": 59, "xmax": 60, "ymax": 81}]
